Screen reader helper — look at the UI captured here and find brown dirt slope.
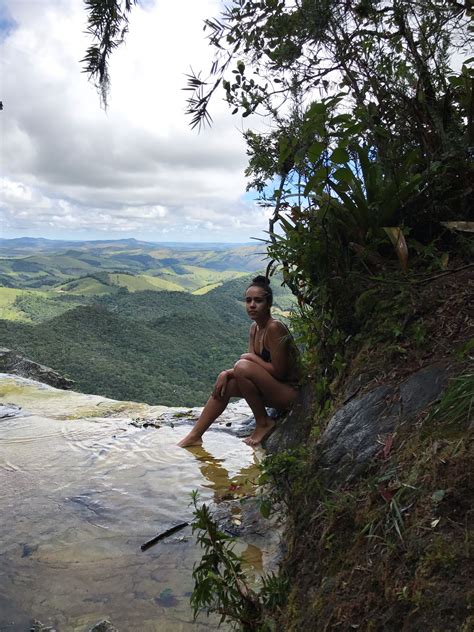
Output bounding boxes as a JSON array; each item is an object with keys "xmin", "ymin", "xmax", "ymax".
[{"xmin": 277, "ymin": 267, "xmax": 473, "ymax": 631}]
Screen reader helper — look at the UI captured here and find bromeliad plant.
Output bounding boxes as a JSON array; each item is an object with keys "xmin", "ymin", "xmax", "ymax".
[{"xmin": 265, "ymin": 96, "xmax": 425, "ymax": 288}]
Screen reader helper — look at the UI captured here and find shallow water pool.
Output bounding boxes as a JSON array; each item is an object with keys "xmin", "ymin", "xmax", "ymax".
[{"xmin": 0, "ymin": 376, "xmax": 260, "ymax": 631}]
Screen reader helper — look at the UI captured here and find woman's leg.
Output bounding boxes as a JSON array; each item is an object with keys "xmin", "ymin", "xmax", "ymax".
[
  {"xmin": 177, "ymin": 378, "xmax": 242, "ymax": 447},
  {"xmin": 233, "ymin": 359, "xmax": 297, "ymax": 446}
]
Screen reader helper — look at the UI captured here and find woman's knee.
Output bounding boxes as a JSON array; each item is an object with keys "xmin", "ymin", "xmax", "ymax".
[{"xmin": 233, "ymin": 359, "xmax": 254, "ymax": 378}]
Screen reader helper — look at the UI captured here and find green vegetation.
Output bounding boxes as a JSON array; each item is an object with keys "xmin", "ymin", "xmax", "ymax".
[
  {"xmin": 0, "ymin": 288, "xmax": 34, "ymax": 322},
  {"xmin": 107, "ymin": 272, "xmax": 185, "ymax": 292},
  {"xmin": 0, "ymin": 240, "xmax": 266, "ymax": 290},
  {"xmin": 190, "ymin": 491, "xmax": 288, "ymax": 631},
  {"xmin": 193, "ymin": 282, "xmax": 223, "ymax": 295},
  {"xmin": 13, "ymin": 292, "xmax": 85, "ymax": 323},
  {"xmin": 0, "ymin": 260, "xmax": 294, "ymax": 406}
]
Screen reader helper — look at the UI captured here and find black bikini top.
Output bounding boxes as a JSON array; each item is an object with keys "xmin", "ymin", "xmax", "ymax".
[
  {"xmin": 257, "ymin": 347, "xmax": 271, "ymax": 363},
  {"xmin": 252, "ymin": 324, "xmax": 271, "ymax": 363}
]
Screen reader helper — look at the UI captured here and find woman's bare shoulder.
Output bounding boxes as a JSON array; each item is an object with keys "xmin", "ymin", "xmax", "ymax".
[{"xmin": 267, "ymin": 319, "xmax": 290, "ymax": 337}]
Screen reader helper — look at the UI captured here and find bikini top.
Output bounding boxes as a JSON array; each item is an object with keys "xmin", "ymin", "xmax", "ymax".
[
  {"xmin": 252, "ymin": 324, "xmax": 271, "ymax": 362},
  {"xmin": 257, "ymin": 346, "xmax": 271, "ymax": 363},
  {"xmin": 252, "ymin": 321, "xmax": 301, "ymax": 387}
]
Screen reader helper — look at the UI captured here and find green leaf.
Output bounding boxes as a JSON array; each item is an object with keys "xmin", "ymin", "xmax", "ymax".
[
  {"xmin": 332, "ymin": 167, "xmax": 353, "ymax": 183},
  {"xmin": 304, "ymin": 166, "xmax": 328, "ymax": 196},
  {"xmin": 308, "ymin": 141, "xmax": 326, "ymax": 163},
  {"xmin": 307, "ymin": 101, "xmax": 327, "ymax": 117},
  {"xmin": 259, "ymin": 499, "xmax": 272, "ymax": 518},
  {"xmin": 330, "ymin": 147, "xmax": 350, "ymax": 163}
]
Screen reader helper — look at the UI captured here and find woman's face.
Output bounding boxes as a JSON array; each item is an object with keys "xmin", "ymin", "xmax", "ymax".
[{"xmin": 245, "ymin": 286, "xmax": 270, "ymax": 321}]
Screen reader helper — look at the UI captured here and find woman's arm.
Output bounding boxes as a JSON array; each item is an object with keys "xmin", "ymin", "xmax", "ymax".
[
  {"xmin": 248, "ymin": 322, "xmax": 256, "ymax": 353},
  {"xmin": 212, "ymin": 367, "xmax": 235, "ymax": 399},
  {"xmin": 240, "ymin": 352, "xmax": 274, "ymax": 371},
  {"xmin": 240, "ymin": 321, "xmax": 291, "ymax": 379},
  {"xmin": 260, "ymin": 320, "xmax": 292, "ymax": 380}
]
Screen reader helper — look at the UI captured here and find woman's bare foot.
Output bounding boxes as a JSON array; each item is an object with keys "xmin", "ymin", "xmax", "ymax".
[
  {"xmin": 243, "ymin": 418, "xmax": 276, "ymax": 447},
  {"xmin": 178, "ymin": 432, "xmax": 203, "ymax": 448}
]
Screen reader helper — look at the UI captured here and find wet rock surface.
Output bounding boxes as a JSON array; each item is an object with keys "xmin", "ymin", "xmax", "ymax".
[
  {"xmin": 88, "ymin": 621, "xmax": 119, "ymax": 632},
  {"xmin": 30, "ymin": 621, "xmax": 57, "ymax": 632},
  {"xmin": 0, "ymin": 402, "xmax": 21, "ymax": 418},
  {"xmin": 133, "ymin": 397, "xmax": 257, "ymax": 438},
  {"xmin": 0, "ymin": 373, "xmax": 264, "ymax": 632},
  {"xmin": 0, "ymin": 348, "xmax": 74, "ymax": 390}
]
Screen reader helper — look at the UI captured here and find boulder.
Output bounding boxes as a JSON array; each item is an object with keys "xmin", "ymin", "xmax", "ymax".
[
  {"xmin": 264, "ymin": 383, "xmax": 315, "ymax": 454},
  {"xmin": 264, "ymin": 364, "xmax": 449, "ymax": 485},
  {"xmin": 0, "ymin": 348, "xmax": 74, "ymax": 390},
  {"xmin": 316, "ymin": 364, "xmax": 448, "ymax": 483}
]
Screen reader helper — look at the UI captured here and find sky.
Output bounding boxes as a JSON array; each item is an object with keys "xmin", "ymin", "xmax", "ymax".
[{"xmin": 0, "ymin": 0, "xmax": 272, "ymax": 243}]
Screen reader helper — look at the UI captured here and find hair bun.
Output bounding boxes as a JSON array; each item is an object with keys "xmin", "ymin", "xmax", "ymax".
[{"xmin": 252, "ymin": 275, "xmax": 270, "ymax": 285}]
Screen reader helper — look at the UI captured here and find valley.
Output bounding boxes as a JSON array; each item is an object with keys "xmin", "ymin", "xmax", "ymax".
[{"xmin": 0, "ymin": 238, "xmax": 293, "ymax": 406}]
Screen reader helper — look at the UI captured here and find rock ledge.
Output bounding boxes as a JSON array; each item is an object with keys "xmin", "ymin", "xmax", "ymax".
[{"xmin": 0, "ymin": 348, "xmax": 74, "ymax": 390}]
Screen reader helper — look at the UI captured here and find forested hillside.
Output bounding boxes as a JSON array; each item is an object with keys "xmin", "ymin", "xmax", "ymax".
[
  {"xmin": 0, "ymin": 238, "xmax": 265, "ymax": 290},
  {"xmin": 0, "ymin": 242, "xmax": 294, "ymax": 405}
]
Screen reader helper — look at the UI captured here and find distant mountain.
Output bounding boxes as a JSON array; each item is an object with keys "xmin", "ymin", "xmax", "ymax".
[
  {"xmin": 0, "ymin": 237, "xmax": 256, "ymax": 254},
  {"xmin": 0, "ymin": 275, "xmax": 294, "ymax": 406},
  {"xmin": 0, "ymin": 239, "xmax": 268, "ymax": 289}
]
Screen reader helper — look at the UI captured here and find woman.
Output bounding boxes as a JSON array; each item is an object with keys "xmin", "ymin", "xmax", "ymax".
[{"xmin": 178, "ymin": 275, "xmax": 299, "ymax": 448}]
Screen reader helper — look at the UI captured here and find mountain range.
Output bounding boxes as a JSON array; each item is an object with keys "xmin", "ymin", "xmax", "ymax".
[{"xmin": 0, "ymin": 239, "xmax": 293, "ymax": 406}]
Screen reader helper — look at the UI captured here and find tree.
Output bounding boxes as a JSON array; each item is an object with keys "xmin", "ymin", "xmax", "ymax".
[
  {"xmin": 83, "ymin": 0, "xmax": 472, "ymax": 226},
  {"xmin": 82, "ymin": 0, "xmax": 139, "ymax": 108},
  {"xmin": 83, "ymin": 0, "xmax": 473, "ymax": 326}
]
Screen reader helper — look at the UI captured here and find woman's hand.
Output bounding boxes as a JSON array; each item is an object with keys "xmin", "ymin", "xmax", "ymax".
[{"xmin": 212, "ymin": 370, "xmax": 229, "ymax": 400}]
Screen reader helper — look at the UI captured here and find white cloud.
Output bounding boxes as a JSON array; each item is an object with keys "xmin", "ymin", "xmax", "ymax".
[{"xmin": 0, "ymin": 0, "xmax": 266, "ymax": 242}]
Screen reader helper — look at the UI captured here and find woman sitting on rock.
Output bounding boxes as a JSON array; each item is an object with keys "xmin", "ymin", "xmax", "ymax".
[{"xmin": 178, "ymin": 275, "xmax": 299, "ymax": 448}]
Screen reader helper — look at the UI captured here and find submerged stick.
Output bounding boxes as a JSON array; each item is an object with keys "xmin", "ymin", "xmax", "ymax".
[{"xmin": 140, "ymin": 521, "xmax": 189, "ymax": 551}]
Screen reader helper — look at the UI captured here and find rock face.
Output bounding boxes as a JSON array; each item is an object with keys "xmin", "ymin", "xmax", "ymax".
[
  {"xmin": 265, "ymin": 364, "xmax": 448, "ymax": 484},
  {"xmin": 317, "ymin": 364, "xmax": 448, "ymax": 483},
  {"xmin": 0, "ymin": 348, "xmax": 74, "ymax": 390},
  {"xmin": 264, "ymin": 384, "xmax": 315, "ymax": 454}
]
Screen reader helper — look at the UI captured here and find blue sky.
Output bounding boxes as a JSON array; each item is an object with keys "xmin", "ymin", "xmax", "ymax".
[{"xmin": 0, "ymin": 0, "xmax": 270, "ymax": 243}]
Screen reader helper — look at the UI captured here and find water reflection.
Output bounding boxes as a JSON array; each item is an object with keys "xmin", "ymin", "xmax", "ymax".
[
  {"xmin": 190, "ymin": 445, "xmax": 259, "ymax": 499},
  {"xmin": 183, "ymin": 445, "xmax": 264, "ymax": 574}
]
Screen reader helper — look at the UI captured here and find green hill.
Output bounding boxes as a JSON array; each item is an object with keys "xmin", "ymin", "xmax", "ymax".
[
  {"xmin": 0, "ymin": 239, "xmax": 267, "ymax": 290},
  {"xmin": 0, "ymin": 239, "xmax": 295, "ymax": 406},
  {"xmin": 0, "ymin": 281, "xmax": 255, "ymax": 406}
]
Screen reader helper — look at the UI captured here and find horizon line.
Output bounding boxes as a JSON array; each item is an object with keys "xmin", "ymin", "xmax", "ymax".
[{"xmin": 0, "ymin": 236, "xmax": 259, "ymax": 245}]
